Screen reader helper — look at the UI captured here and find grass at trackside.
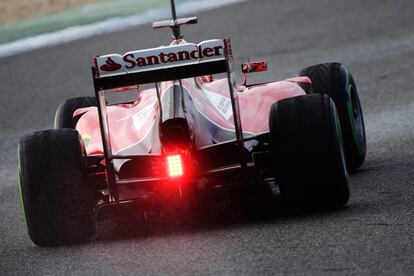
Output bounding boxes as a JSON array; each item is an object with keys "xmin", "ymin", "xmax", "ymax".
[{"xmin": 0, "ymin": 0, "xmax": 185, "ymax": 44}]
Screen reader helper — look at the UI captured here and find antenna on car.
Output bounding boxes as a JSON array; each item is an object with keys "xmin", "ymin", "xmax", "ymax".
[
  {"xmin": 152, "ymin": 0, "xmax": 198, "ymax": 39},
  {"xmin": 170, "ymin": 0, "xmax": 181, "ymax": 39}
]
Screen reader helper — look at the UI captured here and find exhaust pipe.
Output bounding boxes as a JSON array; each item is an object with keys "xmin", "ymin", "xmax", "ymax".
[
  {"xmin": 158, "ymin": 83, "xmax": 193, "ymax": 152},
  {"xmin": 160, "ymin": 118, "xmax": 191, "ymax": 152}
]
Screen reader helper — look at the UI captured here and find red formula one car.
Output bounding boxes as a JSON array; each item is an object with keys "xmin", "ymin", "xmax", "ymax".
[{"xmin": 17, "ymin": 1, "xmax": 366, "ymax": 246}]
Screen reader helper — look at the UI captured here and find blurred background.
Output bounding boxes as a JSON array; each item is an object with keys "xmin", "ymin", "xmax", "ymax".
[
  {"xmin": 1, "ymin": 0, "xmax": 100, "ymax": 25},
  {"xmin": 0, "ymin": 0, "xmax": 243, "ymax": 57}
]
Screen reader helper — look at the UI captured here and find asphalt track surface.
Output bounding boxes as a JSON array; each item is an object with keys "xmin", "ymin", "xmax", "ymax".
[{"xmin": 1, "ymin": 0, "xmax": 414, "ymax": 275}]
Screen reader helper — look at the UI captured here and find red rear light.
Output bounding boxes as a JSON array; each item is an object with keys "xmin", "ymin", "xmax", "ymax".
[{"xmin": 167, "ymin": 154, "xmax": 183, "ymax": 177}]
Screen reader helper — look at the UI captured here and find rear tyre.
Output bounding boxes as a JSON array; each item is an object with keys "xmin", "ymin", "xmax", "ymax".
[
  {"xmin": 269, "ymin": 94, "xmax": 349, "ymax": 209},
  {"xmin": 18, "ymin": 129, "xmax": 95, "ymax": 246},
  {"xmin": 299, "ymin": 63, "xmax": 366, "ymax": 171},
  {"xmin": 54, "ymin": 97, "xmax": 96, "ymax": 129}
]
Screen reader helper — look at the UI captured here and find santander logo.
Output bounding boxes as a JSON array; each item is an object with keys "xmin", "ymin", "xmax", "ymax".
[
  {"xmin": 96, "ymin": 39, "xmax": 226, "ymax": 76},
  {"xmin": 121, "ymin": 45, "xmax": 223, "ymax": 70},
  {"xmin": 100, "ymin": 57, "xmax": 122, "ymax": 72}
]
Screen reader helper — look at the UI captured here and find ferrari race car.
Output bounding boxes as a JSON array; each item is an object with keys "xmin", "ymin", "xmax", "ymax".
[{"xmin": 17, "ymin": 0, "xmax": 366, "ymax": 246}]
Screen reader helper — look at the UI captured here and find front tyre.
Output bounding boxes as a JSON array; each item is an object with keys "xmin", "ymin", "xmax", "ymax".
[
  {"xmin": 299, "ymin": 63, "xmax": 366, "ymax": 171},
  {"xmin": 54, "ymin": 96, "xmax": 96, "ymax": 129},
  {"xmin": 18, "ymin": 129, "xmax": 96, "ymax": 246}
]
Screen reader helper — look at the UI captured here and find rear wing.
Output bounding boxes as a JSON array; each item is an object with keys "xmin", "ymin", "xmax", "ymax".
[
  {"xmin": 92, "ymin": 39, "xmax": 230, "ymax": 90},
  {"xmin": 90, "ymin": 38, "xmax": 247, "ymax": 203}
]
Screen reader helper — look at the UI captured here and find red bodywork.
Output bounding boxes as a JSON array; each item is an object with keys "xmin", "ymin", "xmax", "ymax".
[{"xmin": 76, "ymin": 77, "xmax": 308, "ymax": 157}]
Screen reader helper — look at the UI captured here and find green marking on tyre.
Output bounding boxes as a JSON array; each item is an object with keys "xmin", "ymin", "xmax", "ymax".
[
  {"xmin": 17, "ymin": 145, "xmax": 28, "ymax": 230},
  {"xmin": 53, "ymin": 104, "xmax": 61, "ymax": 129},
  {"xmin": 343, "ymin": 66, "xmax": 364, "ymax": 156}
]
